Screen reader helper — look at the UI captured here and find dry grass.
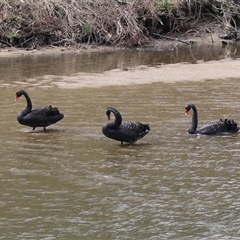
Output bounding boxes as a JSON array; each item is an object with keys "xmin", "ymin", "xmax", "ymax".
[{"xmin": 0, "ymin": 0, "xmax": 239, "ymax": 48}]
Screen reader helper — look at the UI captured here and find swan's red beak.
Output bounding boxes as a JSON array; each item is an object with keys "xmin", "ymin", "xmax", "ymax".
[
  {"xmin": 15, "ymin": 95, "xmax": 19, "ymax": 101},
  {"xmin": 185, "ymin": 109, "xmax": 189, "ymax": 116},
  {"xmin": 107, "ymin": 115, "xmax": 111, "ymax": 120}
]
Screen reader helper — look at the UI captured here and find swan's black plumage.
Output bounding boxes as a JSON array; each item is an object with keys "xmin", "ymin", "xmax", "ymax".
[
  {"xmin": 102, "ymin": 107, "xmax": 150, "ymax": 144},
  {"xmin": 185, "ymin": 103, "xmax": 239, "ymax": 135},
  {"xmin": 15, "ymin": 90, "xmax": 64, "ymax": 131}
]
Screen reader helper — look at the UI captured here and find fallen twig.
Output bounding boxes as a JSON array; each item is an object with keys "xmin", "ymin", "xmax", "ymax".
[{"xmin": 153, "ymin": 33, "xmax": 192, "ymax": 45}]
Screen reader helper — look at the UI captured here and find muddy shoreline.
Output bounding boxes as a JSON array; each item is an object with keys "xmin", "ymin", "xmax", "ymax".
[{"xmin": 0, "ymin": 34, "xmax": 229, "ymax": 58}]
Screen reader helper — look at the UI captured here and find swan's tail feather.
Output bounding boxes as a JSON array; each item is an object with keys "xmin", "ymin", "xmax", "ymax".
[
  {"xmin": 220, "ymin": 118, "xmax": 239, "ymax": 132},
  {"xmin": 45, "ymin": 105, "xmax": 64, "ymax": 117},
  {"xmin": 135, "ymin": 122, "xmax": 150, "ymax": 133},
  {"xmin": 136, "ymin": 123, "xmax": 150, "ymax": 140},
  {"xmin": 143, "ymin": 124, "xmax": 150, "ymax": 131}
]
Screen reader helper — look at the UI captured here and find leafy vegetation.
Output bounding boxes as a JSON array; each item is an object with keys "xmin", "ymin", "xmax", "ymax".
[{"xmin": 0, "ymin": 0, "xmax": 239, "ymax": 48}]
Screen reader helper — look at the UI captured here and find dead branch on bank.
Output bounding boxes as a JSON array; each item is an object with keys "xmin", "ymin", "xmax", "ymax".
[
  {"xmin": 153, "ymin": 33, "xmax": 193, "ymax": 45},
  {"xmin": 0, "ymin": 0, "xmax": 239, "ymax": 48},
  {"xmin": 0, "ymin": 0, "xmax": 160, "ymax": 47}
]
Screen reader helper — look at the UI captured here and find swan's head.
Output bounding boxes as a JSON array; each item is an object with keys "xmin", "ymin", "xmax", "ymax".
[
  {"xmin": 15, "ymin": 93, "xmax": 21, "ymax": 101},
  {"xmin": 106, "ymin": 109, "xmax": 111, "ymax": 120},
  {"xmin": 105, "ymin": 107, "xmax": 119, "ymax": 120},
  {"xmin": 185, "ymin": 104, "xmax": 192, "ymax": 116},
  {"xmin": 15, "ymin": 90, "xmax": 25, "ymax": 101}
]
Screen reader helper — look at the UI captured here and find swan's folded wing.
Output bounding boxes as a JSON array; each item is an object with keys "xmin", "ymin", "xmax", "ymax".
[
  {"xmin": 198, "ymin": 119, "xmax": 239, "ymax": 134},
  {"xmin": 22, "ymin": 108, "xmax": 49, "ymax": 125},
  {"xmin": 27, "ymin": 107, "xmax": 46, "ymax": 115},
  {"xmin": 120, "ymin": 122, "xmax": 150, "ymax": 143},
  {"xmin": 122, "ymin": 121, "xmax": 149, "ymax": 134},
  {"xmin": 198, "ymin": 121, "xmax": 221, "ymax": 134},
  {"xmin": 23, "ymin": 107, "xmax": 63, "ymax": 126},
  {"xmin": 29, "ymin": 106, "xmax": 61, "ymax": 115}
]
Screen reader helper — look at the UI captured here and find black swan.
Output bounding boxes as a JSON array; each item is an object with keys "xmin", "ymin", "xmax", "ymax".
[
  {"xmin": 15, "ymin": 90, "xmax": 64, "ymax": 131},
  {"xmin": 102, "ymin": 107, "xmax": 150, "ymax": 144},
  {"xmin": 185, "ymin": 103, "xmax": 239, "ymax": 135}
]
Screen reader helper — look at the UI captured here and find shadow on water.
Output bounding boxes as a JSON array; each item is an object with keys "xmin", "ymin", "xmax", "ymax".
[{"xmin": 19, "ymin": 128, "xmax": 75, "ymax": 134}]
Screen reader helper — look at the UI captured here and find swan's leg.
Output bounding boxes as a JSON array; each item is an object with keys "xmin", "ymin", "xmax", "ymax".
[
  {"xmin": 32, "ymin": 127, "xmax": 35, "ymax": 131},
  {"xmin": 43, "ymin": 127, "xmax": 46, "ymax": 132},
  {"xmin": 121, "ymin": 141, "xmax": 123, "ymax": 144}
]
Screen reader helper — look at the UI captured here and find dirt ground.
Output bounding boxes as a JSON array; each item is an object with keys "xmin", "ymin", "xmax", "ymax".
[{"xmin": 1, "ymin": 37, "xmax": 240, "ymax": 88}]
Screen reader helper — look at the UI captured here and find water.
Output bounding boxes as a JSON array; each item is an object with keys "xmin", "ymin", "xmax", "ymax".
[{"xmin": 0, "ymin": 44, "xmax": 240, "ymax": 239}]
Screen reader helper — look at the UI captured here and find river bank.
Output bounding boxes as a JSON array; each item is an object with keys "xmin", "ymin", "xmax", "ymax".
[
  {"xmin": 0, "ymin": 33, "xmax": 239, "ymax": 89},
  {"xmin": 0, "ymin": 0, "xmax": 239, "ymax": 49},
  {"xmin": 23, "ymin": 58, "xmax": 239, "ymax": 89},
  {"xmin": 0, "ymin": 32, "xmax": 237, "ymax": 58}
]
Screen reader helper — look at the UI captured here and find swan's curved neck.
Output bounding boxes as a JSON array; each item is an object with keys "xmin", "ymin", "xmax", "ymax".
[
  {"xmin": 22, "ymin": 91, "xmax": 32, "ymax": 111},
  {"xmin": 190, "ymin": 104, "xmax": 198, "ymax": 132},
  {"xmin": 108, "ymin": 108, "xmax": 122, "ymax": 128}
]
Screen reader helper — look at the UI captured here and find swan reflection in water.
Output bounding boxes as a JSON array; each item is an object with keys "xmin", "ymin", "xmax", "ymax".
[
  {"xmin": 15, "ymin": 90, "xmax": 64, "ymax": 131},
  {"xmin": 102, "ymin": 107, "xmax": 150, "ymax": 144},
  {"xmin": 185, "ymin": 103, "xmax": 239, "ymax": 135}
]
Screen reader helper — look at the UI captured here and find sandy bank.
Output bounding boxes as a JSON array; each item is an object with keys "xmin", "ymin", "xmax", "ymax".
[
  {"xmin": 38, "ymin": 58, "xmax": 240, "ymax": 89},
  {"xmin": 1, "ymin": 42, "xmax": 240, "ymax": 89}
]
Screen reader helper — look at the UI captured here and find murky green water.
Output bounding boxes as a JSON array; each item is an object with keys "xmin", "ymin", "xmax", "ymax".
[{"xmin": 1, "ymin": 44, "xmax": 240, "ymax": 239}]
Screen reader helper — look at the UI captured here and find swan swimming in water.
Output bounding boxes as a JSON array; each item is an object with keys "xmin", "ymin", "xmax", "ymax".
[
  {"xmin": 185, "ymin": 103, "xmax": 239, "ymax": 135},
  {"xmin": 102, "ymin": 107, "xmax": 150, "ymax": 144},
  {"xmin": 15, "ymin": 90, "xmax": 64, "ymax": 131}
]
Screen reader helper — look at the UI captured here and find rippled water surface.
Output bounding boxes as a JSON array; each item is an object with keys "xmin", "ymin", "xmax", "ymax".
[{"xmin": 1, "ymin": 45, "xmax": 240, "ymax": 239}]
